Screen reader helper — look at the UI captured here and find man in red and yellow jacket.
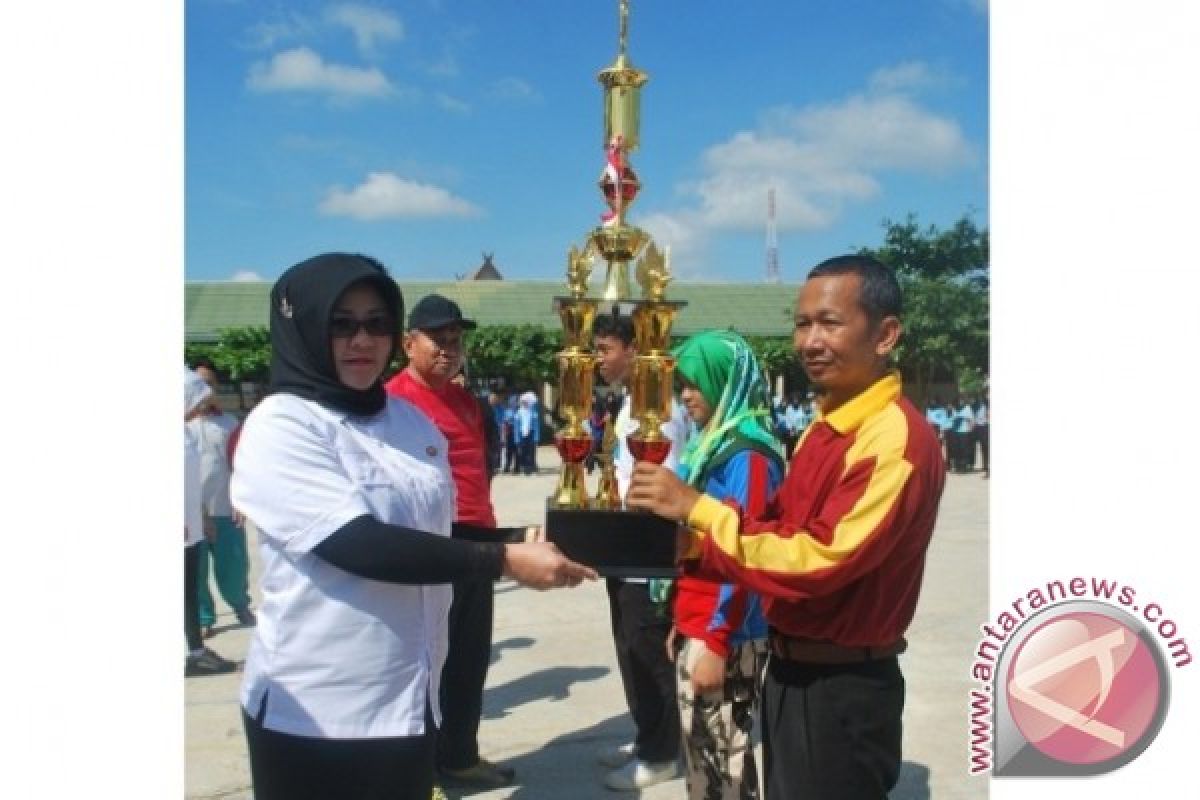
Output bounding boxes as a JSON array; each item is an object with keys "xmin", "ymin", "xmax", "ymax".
[{"xmin": 629, "ymin": 254, "xmax": 946, "ymax": 800}]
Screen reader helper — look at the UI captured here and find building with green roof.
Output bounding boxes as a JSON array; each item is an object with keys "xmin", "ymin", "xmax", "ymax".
[{"xmin": 185, "ymin": 280, "xmax": 800, "ymax": 343}]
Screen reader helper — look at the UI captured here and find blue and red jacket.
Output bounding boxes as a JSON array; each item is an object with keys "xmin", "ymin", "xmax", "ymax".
[{"xmin": 673, "ymin": 448, "xmax": 784, "ymax": 657}]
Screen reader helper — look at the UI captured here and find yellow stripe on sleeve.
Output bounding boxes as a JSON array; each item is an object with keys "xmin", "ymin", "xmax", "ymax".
[{"xmin": 686, "ymin": 404, "xmax": 913, "ymax": 579}]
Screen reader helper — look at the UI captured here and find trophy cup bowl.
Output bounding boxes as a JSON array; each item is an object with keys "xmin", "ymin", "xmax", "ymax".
[
  {"xmin": 626, "ymin": 434, "xmax": 672, "ymax": 465},
  {"xmin": 556, "ymin": 432, "xmax": 594, "ymax": 464}
]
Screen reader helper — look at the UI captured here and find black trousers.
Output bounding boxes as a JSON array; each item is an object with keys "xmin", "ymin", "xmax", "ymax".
[
  {"xmin": 519, "ymin": 440, "xmax": 537, "ymax": 474},
  {"xmin": 762, "ymin": 655, "xmax": 904, "ymax": 800},
  {"xmin": 243, "ymin": 698, "xmax": 435, "ymax": 800},
  {"xmin": 503, "ymin": 439, "xmax": 519, "ymax": 473},
  {"xmin": 974, "ymin": 424, "xmax": 989, "ymax": 472},
  {"xmin": 437, "ymin": 552, "xmax": 496, "ymax": 770},
  {"xmin": 184, "ymin": 543, "xmax": 203, "ymax": 652},
  {"xmin": 606, "ymin": 578, "xmax": 680, "ymax": 763},
  {"xmin": 949, "ymin": 431, "xmax": 971, "ymax": 471}
]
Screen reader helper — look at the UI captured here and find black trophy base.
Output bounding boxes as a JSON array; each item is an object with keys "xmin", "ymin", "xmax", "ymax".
[{"xmin": 545, "ymin": 505, "xmax": 678, "ymax": 578}]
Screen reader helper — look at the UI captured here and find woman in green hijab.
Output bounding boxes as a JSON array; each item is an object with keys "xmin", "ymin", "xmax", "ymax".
[{"xmin": 668, "ymin": 329, "xmax": 786, "ymax": 800}]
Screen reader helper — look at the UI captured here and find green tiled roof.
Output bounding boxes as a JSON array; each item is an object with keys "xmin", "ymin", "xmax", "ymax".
[{"xmin": 185, "ymin": 280, "xmax": 800, "ymax": 342}]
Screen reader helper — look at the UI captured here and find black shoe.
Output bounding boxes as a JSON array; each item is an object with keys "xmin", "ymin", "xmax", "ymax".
[
  {"xmin": 236, "ymin": 608, "xmax": 257, "ymax": 626},
  {"xmin": 185, "ymin": 647, "xmax": 239, "ymax": 677},
  {"xmin": 439, "ymin": 758, "xmax": 515, "ymax": 788}
]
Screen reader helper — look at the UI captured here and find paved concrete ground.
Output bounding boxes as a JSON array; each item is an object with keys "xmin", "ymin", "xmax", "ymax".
[{"xmin": 186, "ymin": 446, "xmax": 988, "ymax": 799}]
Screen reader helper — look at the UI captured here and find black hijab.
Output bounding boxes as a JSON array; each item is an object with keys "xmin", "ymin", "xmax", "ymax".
[{"xmin": 267, "ymin": 253, "xmax": 404, "ymax": 416}]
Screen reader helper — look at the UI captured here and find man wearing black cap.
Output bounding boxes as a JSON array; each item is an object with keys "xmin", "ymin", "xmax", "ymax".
[{"xmin": 385, "ymin": 294, "xmax": 515, "ymax": 789}]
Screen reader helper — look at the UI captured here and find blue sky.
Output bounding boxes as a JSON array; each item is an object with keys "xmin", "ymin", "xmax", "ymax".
[{"xmin": 186, "ymin": 0, "xmax": 988, "ymax": 284}]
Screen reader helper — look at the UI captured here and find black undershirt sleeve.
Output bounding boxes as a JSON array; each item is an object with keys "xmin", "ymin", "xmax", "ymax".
[{"xmin": 313, "ymin": 515, "xmax": 506, "ymax": 584}]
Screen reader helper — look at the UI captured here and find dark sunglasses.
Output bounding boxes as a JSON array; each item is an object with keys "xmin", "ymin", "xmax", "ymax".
[{"xmin": 330, "ymin": 315, "xmax": 396, "ymax": 339}]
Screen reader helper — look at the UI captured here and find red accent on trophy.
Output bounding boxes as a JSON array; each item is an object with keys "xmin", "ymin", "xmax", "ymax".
[
  {"xmin": 556, "ymin": 433, "xmax": 594, "ymax": 464},
  {"xmin": 626, "ymin": 435, "xmax": 671, "ymax": 465}
]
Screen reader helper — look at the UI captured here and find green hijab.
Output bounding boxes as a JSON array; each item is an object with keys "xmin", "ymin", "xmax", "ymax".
[{"xmin": 673, "ymin": 330, "xmax": 786, "ymax": 488}]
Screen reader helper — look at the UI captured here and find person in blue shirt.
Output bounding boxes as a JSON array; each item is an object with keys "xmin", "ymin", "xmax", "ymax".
[
  {"xmin": 668, "ymin": 330, "xmax": 787, "ymax": 800},
  {"xmin": 926, "ymin": 397, "xmax": 950, "ymax": 469},
  {"xmin": 973, "ymin": 393, "xmax": 989, "ymax": 479},
  {"xmin": 950, "ymin": 396, "xmax": 975, "ymax": 473},
  {"xmin": 502, "ymin": 396, "xmax": 519, "ymax": 474},
  {"xmin": 516, "ymin": 391, "xmax": 540, "ymax": 475},
  {"xmin": 783, "ymin": 393, "xmax": 805, "ymax": 456}
]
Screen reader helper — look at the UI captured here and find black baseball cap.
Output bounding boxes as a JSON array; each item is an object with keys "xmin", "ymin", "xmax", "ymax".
[{"xmin": 408, "ymin": 293, "xmax": 477, "ymax": 331}]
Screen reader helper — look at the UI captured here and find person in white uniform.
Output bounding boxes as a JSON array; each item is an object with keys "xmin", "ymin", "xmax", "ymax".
[
  {"xmin": 592, "ymin": 312, "xmax": 689, "ymax": 791},
  {"xmin": 184, "ymin": 367, "xmax": 238, "ymax": 676},
  {"xmin": 230, "ymin": 253, "xmax": 595, "ymax": 800}
]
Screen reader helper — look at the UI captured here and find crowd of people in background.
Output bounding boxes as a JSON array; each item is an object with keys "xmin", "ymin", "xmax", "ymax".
[{"xmin": 925, "ymin": 394, "xmax": 989, "ymax": 477}]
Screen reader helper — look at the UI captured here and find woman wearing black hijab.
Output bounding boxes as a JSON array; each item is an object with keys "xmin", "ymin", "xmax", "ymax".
[{"xmin": 231, "ymin": 253, "xmax": 595, "ymax": 800}]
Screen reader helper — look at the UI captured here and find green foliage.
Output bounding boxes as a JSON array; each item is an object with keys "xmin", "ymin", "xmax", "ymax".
[
  {"xmin": 465, "ymin": 324, "xmax": 563, "ymax": 387},
  {"xmin": 865, "ymin": 212, "xmax": 989, "ymax": 285},
  {"xmin": 184, "ymin": 326, "xmax": 271, "ymax": 383},
  {"xmin": 743, "ymin": 334, "xmax": 805, "ymax": 395},
  {"xmin": 857, "ymin": 213, "xmax": 989, "ymax": 403}
]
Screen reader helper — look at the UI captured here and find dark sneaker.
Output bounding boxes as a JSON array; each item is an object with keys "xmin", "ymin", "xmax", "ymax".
[
  {"xmin": 440, "ymin": 758, "xmax": 515, "ymax": 788},
  {"xmin": 185, "ymin": 647, "xmax": 239, "ymax": 677},
  {"xmin": 236, "ymin": 608, "xmax": 257, "ymax": 626}
]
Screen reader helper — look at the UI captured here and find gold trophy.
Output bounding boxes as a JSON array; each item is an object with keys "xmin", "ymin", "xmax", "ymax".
[
  {"xmin": 550, "ymin": 245, "xmax": 598, "ymax": 509},
  {"xmin": 546, "ymin": 0, "xmax": 682, "ymax": 577},
  {"xmin": 626, "ymin": 242, "xmax": 684, "ymax": 466}
]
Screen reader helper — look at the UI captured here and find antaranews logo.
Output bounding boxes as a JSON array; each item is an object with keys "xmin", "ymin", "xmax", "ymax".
[{"xmin": 967, "ymin": 578, "xmax": 1191, "ymax": 777}]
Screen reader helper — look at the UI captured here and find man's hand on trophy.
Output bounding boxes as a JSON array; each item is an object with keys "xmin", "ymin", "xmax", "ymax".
[
  {"xmin": 626, "ymin": 462, "xmax": 700, "ymax": 523},
  {"xmin": 502, "ymin": 542, "xmax": 598, "ymax": 590}
]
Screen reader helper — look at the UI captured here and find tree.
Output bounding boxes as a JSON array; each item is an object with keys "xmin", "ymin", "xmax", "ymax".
[
  {"xmin": 858, "ymin": 213, "xmax": 989, "ymax": 403},
  {"xmin": 867, "ymin": 212, "xmax": 988, "ymax": 285},
  {"xmin": 465, "ymin": 325, "xmax": 563, "ymax": 389},
  {"xmin": 212, "ymin": 326, "xmax": 272, "ymax": 383},
  {"xmin": 184, "ymin": 326, "xmax": 271, "ymax": 410},
  {"xmin": 743, "ymin": 334, "xmax": 806, "ymax": 398}
]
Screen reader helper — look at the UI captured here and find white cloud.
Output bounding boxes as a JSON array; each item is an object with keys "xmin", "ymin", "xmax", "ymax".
[
  {"xmin": 638, "ymin": 211, "xmax": 710, "ymax": 278},
  {"xmin": 246, "ymin": 47, "xmax": 392, "ymax": 98},
  {"xmin": 326, "ymin": 4, "xmax": 404, "ymax": 57},
  {"xmin": 243, "ymin": 14, "xmax": 315, "ymax": 50},
  {"xmin": 643, "ymin": 69, "xmax": 975, "ymax": 257},
  {"xmin": 488, "ymin": 77, "xmax": 541, "ymax": 103},
  {"xmin": 425, "ymin": 51, "xmax": 460, "ymax": 78},
  {"xmin": 867, "ymin": 61, "xmax": 959, "ymax": 94},
  {"xmin": 230, "ymin": 270, "xmax": 265, "ymax": 282},
  {"xmin": 319, "ymin": 172, "xmax": 480, "ymax": 220},
  {"xmin": 435, "ymin": 92, "xmax": 470, "ymax": 115}
]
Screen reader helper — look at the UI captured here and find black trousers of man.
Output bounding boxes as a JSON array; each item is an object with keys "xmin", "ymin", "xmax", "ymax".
[
  {"xmin": 437, "ymin": 524, "xmax": 498, "ymax": 772},
  {"xmin": 761, "ymin": 655, "xmax": 904, "ymax": 800},
  {"xmin": 184, "ymin": 543, "xmax": 203, "ymax": 651},
  {"xmin": 606, "ymin": 577, "xmax": 680, "ymax": 763}
]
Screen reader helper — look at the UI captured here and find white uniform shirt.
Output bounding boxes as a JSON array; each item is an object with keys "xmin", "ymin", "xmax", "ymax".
[
  {"xmin": 231, "ymin": 393, "xmax": 456, "ymax": 739},
  {"xmin": 184, "ymin": 429, "xmax": 204, "ymax": 548},
  {"xmin": 188, "ymin": 411, "xmax": 239, "ymax": 517}
]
